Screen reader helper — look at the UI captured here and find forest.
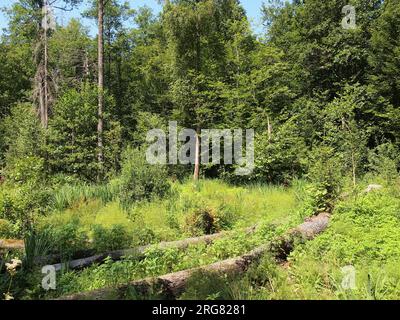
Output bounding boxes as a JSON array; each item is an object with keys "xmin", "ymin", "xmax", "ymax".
[{"xmin": 0, "ymin": 0, "xmax": 400, "ymax": 301}]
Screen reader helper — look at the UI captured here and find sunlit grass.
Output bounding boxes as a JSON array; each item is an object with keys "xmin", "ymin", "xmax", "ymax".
[
  {"xmin": 199, "ymin": 181, "xmax": 400, "ymax": 301},
  {"xmin": 35, "ymin": 178, "xmax": 305, "ymax": 298},
  {"xmin": 39, "ymin": 179, "xmax": 301, "ymax": 244}
]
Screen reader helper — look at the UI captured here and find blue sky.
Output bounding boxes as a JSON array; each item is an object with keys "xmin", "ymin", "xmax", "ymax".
[{"xmin": 0, "ymin": 0, "xmax": 266, "ymax": 36}]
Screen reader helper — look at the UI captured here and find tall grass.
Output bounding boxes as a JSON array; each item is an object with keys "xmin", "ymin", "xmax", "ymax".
[
  {"xmin": 52, "ymin": 182, "xmax": 118, "ymax": 212},
  {"xmin": 32, "ymin": 179, "xmax": 304, "ymax": 298},
  {"xmin": 40, "ymin": 179, "xmax": 302, "ymax": 246},
  {"xmin": 23, "ymin": 229, "xmax": 52, "ymax": 270},
  {"xmin": 194, "ymin": 180, "xmax": 400, "ymax": 300}
]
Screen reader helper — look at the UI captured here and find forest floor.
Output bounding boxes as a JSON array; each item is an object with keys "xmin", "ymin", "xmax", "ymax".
[
  {"xmin": 3, "ymin": 177, "xmax": 400, "ymax": 300},
  {"xmin": 10, "ymin": 179, "xmax": 302, "ymax": 299}
]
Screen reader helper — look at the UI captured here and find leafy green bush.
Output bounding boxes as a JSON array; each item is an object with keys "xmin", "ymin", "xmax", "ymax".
[
  {"xmin": 43, "ymin": 220, "xmax": 88, "ymax": 260},
  {"xmin": 251, "ymin": 120, "xmax": 308, "ymax": 184},
  {"xmin": 0, "ymin": 185, "xmax": 52, "ymax": 236},
  {"xmin": 0, "ymin": 155, "xmax": 51, "ymax": 237},
  {"xmin": 92, "ymin": 224, "xmax": 132, "ymax": 253},
  {"xmin": 0, "ymin": 219, "xmax": 13, "ymax": 238},
  {"xmin": 296, "ymin": 185, "xmax": 333, "ymax": 219},
  {"xmin": 368, "ymin": 143, "xmax": 399, "ymax": 184},
  {"xmin": 118, "ymin": 147, "xmax": 171, "ymax": 209},
  {"xmin": 1, "ymin": 103, "xmax": 46, "ymax": 172},
  {"xmin": 306, "ymin": 146, "xmax": 344, "ymax": 212},
  {"xmin": 5, "ymin": 156, "xmax": 45, "ymax": 185}
]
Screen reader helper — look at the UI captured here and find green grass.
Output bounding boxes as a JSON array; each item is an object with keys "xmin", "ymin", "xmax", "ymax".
[
  {"xmin": 46, "ymin": 221, "xmax": 297, "ymax": 298},
  {"xmin": 31, "ymin": 178, "xmax": 303, "ymax": 299},
  {"xmin": 39, "ymin": 179, "xmax": 300, "ymax": 244},
  {"xmin": 7, "ymin": 172, "xmax": 400, "ymax": 300},
  {"xmin": 52, "ymin": 182, "xmax": 117, "ymax": 212},
  {"xmin": 181, "ymin": 178, "xmax": 400, "ymax": 300}
]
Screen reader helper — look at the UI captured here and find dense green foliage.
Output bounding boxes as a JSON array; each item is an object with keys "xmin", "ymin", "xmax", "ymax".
[
  {"xmin": 1, "ymin": 0, "xmax": 399, "ymax": 187},
  {"xmin": 178, "ymin": 181, "xmax": 400, "ymax": 300},
  {"xmin": 0, "ymin": 0, "xmax": 400, "ymax": 301}
]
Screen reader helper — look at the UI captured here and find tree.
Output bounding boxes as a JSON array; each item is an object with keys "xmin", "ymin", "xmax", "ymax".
[
  {"xmin": 0, "ymin": 42, "xmax": 33, "ymax": 119},
  {"xmin": 97, "ymin": 0, "xmax": 105, "ymax": 177},
  {"xmin": 262, "ymin": 0, "xmax": 383, "ymax": 100},
  {"xmin": 369, "ymin": 0, "xmax": 400, "ymax": 107},
  {"xmin": 84, "ymin": 0, "xmax": 135, "ymax": 149},
  {"xmin": 164, "ymin": 0, "xmax": 249, "ymax": 180},
  {"xmin": 49, "ymin": 19, "xmax": 94, "ymax": 89},
  {"xmin": 46, "ymin": 83, "xmax": 119, "ymax": 180},
  {"xmin": 164, "ymin": 0, "xmax": 212, "ymax": 180},
  {"xmin": 3, "ymin": 0, "xmax": 82, "ymax": 128}
]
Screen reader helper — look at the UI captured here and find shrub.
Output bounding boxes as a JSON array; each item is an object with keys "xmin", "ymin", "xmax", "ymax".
[
  {"xmin": 0, "ymin": 185, "xmax": 52, "ymax": 236},
  {"xmin": 1, "ymin": 103, "xmax": 46, "ymax": 172},
  {"xmin": 368, "ymin": 143, "xmax": 399, "ymax": 184},
  {"xmin": 185, "ymin": 207, "xmax": 217, "ymax": 236},
  {"xmin": 306, "ymin": 146, "xmax": 344, "ymax": 212},
  {"xmin": 118, "ymin": 147, "xmax": 171, "ymax": 209},
  {"xmin": 249, "ymin": 120, "xmax": 307, "ymax": 184},
  {"xmin": 5, "ymin": 156, "xmax": 45, "ymax": 186},
  {"xmin": 296, "ymin": 184, "xmax": 337, "ymax": 219},
  {"xmin": 0, "ymin": 219, "xmax": 13, "ymax": 238},
  {"xmin": 131, "ymin": 226, "xmax": 158, "ymax": 246},
  {"xmin": 92, "ymin": 224, "xmax": 132, "ymax": 253},
  {"xmin": 44, "ymin": 220, "xmax": 88, "ymax": 260},
  {"xmin": 0, "ymin": 155, "xmax": 51, "ymax": 237}
]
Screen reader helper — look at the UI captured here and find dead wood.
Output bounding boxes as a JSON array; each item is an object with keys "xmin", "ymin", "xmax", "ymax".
[
  {"xmin": 51, "ymin": 225, "xmax": 258, "ymax": 271},
  {"xmin": 58, "ymin": 213, "xmax": 330, "ymax": 300}
]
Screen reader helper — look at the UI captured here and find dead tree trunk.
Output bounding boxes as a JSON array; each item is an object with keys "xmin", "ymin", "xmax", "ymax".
[
  {"xmin": 58, "ymin": 213, "xmax": 330, "ymax": 300},
  {"xmin": 0, "ymin": 239, "xmax": 25, "ymax": 250},
  {"xmin": 97, "ymin": 0, "xmax": 105, "ymax": 178},
  {"xmin": 50, "ymin": 225, "xmax": 258, "ymax": 271},
  {"xmin": 43, "ymin": 4, "xmax": 49, "ymax": 128},
  {"xmin": 34, "ymin": 1, "xmax": 48, "ymax": 128},
  {"xmin": 193, "ymin": 129, "xmax": 201, "ymax": 181}
]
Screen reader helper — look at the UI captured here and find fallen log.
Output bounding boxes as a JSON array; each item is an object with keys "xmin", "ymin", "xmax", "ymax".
[
  {"xmin": 0, "ymin": 239, "xmax": 25, "ymax": 250},
  {"xmin": 59, "ymin": 213, "xmax": 330, "ymax": 300},
  {"xmin": 51, "ymin": 225, "xmax": 258, "ymax": 272},
  {"xmin": 270, "ymin": 212, "xmax": 331, "ymax": 262}
]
